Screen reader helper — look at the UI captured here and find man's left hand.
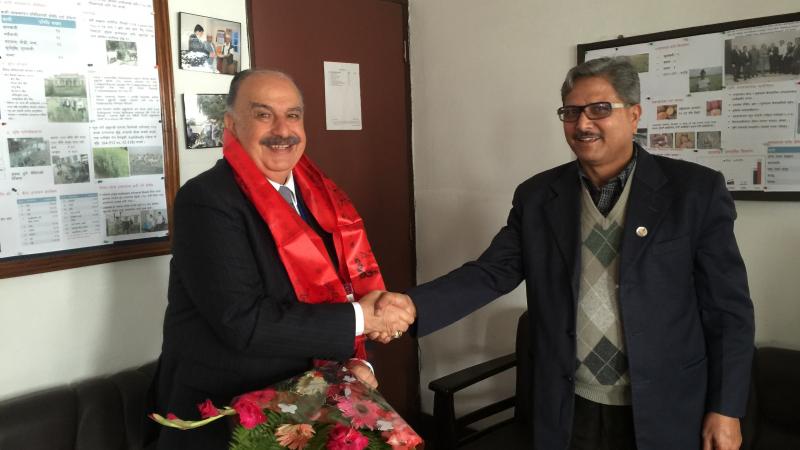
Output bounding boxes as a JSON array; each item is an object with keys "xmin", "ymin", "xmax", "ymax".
[
  {"xmin": 345, "ymin": 359, "xmax": 378, "ymax": 389},
  {"xmin": 702, "ymin": 412, "xmax": 742, "ymax": 450}
]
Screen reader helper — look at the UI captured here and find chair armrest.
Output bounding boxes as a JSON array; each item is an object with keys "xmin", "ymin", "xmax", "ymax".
[
  {"xmin": 429, "ymin": 353, "xmax": 517, "ymax": 395},
  {"xmin": 429, "ymin": 353, "xmax": 517, "ymax": 450}
]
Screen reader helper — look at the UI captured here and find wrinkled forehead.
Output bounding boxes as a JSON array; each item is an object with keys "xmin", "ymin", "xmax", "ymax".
[{"xmin": 237, "ymin": 74, "xmax": 304, "ymax": 108}]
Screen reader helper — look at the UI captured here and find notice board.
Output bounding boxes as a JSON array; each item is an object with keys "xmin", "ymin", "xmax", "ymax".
[
  {"xmin": 0, "ymin": 0, "xmax": 178, "ymax": 278},
  {"xmin": 579, "ymin": 12, "xmax": 800, "ymax": 201}
]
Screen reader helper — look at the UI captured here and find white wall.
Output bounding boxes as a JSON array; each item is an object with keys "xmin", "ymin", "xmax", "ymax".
[
  {"xmin": 409, "ymin": 0, "xmax": 800, "ymax": 415},
  {"xmin": 0, "ymin": 0, "xmax": 249, "ymax": 401}
]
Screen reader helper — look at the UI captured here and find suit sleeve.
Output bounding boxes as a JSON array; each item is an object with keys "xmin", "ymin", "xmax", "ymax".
[
  {"xmin": 171, "ymin": 183, "xmax": 356, "ymax": 362},
  {"xmin": 409, "ymin": 187, "xmax": 527, "ymax": 337},
  {"xmin": 694, "ymin": 171, "xmax": 755, "ymax": 417}
]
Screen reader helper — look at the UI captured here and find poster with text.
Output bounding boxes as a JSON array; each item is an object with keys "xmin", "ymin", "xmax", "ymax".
[
  {"xmin": 0, "ymin": 0, "xmax": 168, "ymax": 260},
  {"xmin": 585, "ymin": 19, "xmax": 800, "ymax": 192}
]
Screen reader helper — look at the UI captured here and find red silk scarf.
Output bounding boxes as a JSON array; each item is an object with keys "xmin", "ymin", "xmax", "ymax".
[{"xmin": 222, "ymin": 130, "xmax": 385, "ymax": 360}]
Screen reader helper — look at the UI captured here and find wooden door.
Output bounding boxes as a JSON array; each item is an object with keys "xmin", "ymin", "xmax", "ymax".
[{"xmin": 247, "ymin": 0, "xmax": 418, "ymax": 420}]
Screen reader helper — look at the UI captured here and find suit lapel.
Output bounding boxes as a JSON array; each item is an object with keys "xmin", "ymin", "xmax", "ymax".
[
  {"xmin": 544, "ymin": 164, "xmax": 582, "ymax": 304},
  {"xmin": 619, "ymin": 149, "xmax": 674, "ymax": 283}
]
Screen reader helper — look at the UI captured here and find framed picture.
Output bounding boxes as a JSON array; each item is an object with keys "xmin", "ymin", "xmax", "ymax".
[
  {"xmin": 182, "ymin": 94, "xmax": 227, "ymax": 149},
  {"xmin": 178, "ymin": 12, "xmax": 241, "ymax": 75}
]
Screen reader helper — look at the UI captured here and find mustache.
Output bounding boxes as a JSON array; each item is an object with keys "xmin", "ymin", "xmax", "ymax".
[{"xmin": 260, "ymin": 136, "xmax": 301, "ymax": 146}]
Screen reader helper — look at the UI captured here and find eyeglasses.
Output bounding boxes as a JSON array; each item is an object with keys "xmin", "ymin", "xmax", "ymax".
[{"xmin": 557, "ymin": 102, "xmax": 629, "ymax": 122}]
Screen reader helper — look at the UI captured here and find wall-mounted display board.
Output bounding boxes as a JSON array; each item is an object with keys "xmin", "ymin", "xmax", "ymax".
[
  {"xmin": 579, "ymin": 12, "xmax": 800, "ymax": 201},
  {"xmin": 0, "ymin": 0, "xmax": 178, "ymax": 278}
]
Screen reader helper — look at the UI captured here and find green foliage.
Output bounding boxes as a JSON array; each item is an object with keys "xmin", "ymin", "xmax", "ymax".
[
  {"xmin": 363, "ymin": 430, "xmax": 392, "ymax": 450},
  {"xmin": 197, "ymin": 94, "xmax": 227, "ymax": 122},
  {"xmin": 229, "ymin": 411, "xmax": 283, "ymax": 450}
]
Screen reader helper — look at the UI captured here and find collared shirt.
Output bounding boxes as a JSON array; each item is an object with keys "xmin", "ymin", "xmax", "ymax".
[
  {"xmin": 267, "ymin": 171, "xmax": 366, "ymax": 339},
  {"xmin": 578, "ymin": 144, "xmax": 638, "ymax": 216},
  {"xmin": 267, "ymin": 172, "xmax": 301, "ymax": 215}
]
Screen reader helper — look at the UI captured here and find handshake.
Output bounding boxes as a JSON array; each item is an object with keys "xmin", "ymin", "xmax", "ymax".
[{"xmin": 359, "ymin": 290, "xmax": 416, "ymax": 344}]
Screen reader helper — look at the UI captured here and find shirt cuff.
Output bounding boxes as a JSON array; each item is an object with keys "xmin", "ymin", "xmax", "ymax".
[
  {"xmin": 349, "ymin": 358, "xmax": 375, "ymax": 374},
  {"xmin": 352, "ymin": 302, "xmax": 364, "ymax": 336}
]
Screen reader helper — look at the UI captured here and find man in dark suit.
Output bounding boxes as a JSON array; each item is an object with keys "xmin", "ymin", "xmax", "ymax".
[
  {"xmin": 152, "ymin": 69, "xmax": 415, "ymax": 449},
  {"xmin": 374, "ymin": 57, "xmax": 754, "ymax": 450}
]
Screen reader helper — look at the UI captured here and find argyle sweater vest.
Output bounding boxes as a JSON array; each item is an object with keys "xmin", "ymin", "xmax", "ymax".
[{"xmin": 574, "ymin": 168, "xmax": 635, "ymax": 406}]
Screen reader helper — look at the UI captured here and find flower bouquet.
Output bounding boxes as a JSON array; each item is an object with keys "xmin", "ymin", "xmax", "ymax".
[{"xmin": 150, "ymin": 361, "xmax": 423, "ymax": 450}]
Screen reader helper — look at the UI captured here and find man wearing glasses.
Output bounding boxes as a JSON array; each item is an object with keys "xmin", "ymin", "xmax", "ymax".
[{"xmin": 374, "ymin": 57, "xmax": 754, "ymax": 450}]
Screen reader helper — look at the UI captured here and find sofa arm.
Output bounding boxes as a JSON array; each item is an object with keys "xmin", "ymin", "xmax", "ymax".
[{"xmin": 0, "ymin": 361, "xmax": 156, "ymax": 450}]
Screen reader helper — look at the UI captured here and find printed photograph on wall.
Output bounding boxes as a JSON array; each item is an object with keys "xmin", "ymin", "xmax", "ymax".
[
  {"xmin": 182, "ymin": 93, "xmax": 227, "ymax": 149},
  {"xmin": 178, "ymin": 12, "xmax": 241, "ymax": 75},
  {"xmin": 44, "ymin": 74, "xmax": 89, "ymax": 123}
]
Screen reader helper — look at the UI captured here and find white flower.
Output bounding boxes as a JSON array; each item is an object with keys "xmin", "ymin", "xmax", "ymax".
[
  {"xmin": 343, "ymin": 375, "xmax": 356, "ymax": 383},
  {"xmin": 377, "ymin": 419, "xmax": 394, "ymax": 431},
  {"xmin": 278, "ymin": 403, "xmax": 298, "ymax": 414},
  {"xmin": 344, "ymin": 387, "xmax": 352, "ymax": 397}
]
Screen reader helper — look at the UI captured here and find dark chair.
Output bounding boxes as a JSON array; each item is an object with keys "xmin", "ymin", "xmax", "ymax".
[
  {"xmin": 741, "ymin": 347, "xmax": 800, "ymax": 450},
  {"xmin": 428, "ymin": 311, "xmax": 531, "ymax": 450}
]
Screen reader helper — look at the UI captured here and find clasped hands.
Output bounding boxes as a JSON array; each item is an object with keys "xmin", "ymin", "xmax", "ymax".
[{"xmin": 359, "ymin": 290, "xmax": 416, "ymax": 344}]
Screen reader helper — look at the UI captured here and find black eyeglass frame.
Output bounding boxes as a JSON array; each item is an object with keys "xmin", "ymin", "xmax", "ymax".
[{"xmin": 556, "ymin": 101, "xmax": 630, "ymax": 122}]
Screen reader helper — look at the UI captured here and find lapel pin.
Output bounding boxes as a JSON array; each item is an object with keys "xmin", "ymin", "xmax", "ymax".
[{"xmin": 635, "ymin": 226, "xmax": 648, "ymax": 237}]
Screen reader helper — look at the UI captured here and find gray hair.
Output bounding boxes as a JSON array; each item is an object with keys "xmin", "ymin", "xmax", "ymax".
[
  {"xmin": 226, "ymin": 69, "xmax": 304, "ymax": 111},
  {"xmin": 560, "ymin": 57, "xmax": 640, "ymax": 105}
]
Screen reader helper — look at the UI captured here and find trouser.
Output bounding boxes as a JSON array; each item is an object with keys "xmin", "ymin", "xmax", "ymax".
[{"xmin": 568, "ymin": 394, "xmax": 637, "ymax": 450}]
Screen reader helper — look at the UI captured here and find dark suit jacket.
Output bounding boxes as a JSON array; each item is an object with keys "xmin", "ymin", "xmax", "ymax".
[
  {"xmin": 153, "ymin": 159, "xmax": 356, "ymax": 449},
  {"xmin": 409, "ymin": 148, "xmax": 754, "ymax": 450}
]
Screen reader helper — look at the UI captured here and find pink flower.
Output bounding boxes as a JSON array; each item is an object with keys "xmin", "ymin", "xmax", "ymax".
[
  {"xmin": 327, "ymin": 383, "xmax": 345, "ymax": 399},
  {"xmin": 166, "ymin": 413, "xmax": 178, "ymax": 420},
  {"xmin": 196, "ymin": 399, "xmax": 220, "ymax": 418},
  {"xmin": 336, "ymin": 397, "xmax": 381, "ymax": 429},
  {"xmin": 238, "ymin": 388, "xmax": 277, "ymax": 408},
  {"xmin": 231, "ymin": 397, "xmax": 266, "ymax": 429},
  {"xmin": 326, "ymin": 424, "xmax": 369, "ymax": 450},
  {"xmin": 382, "ymin": 424, "xmax": 423, "ymax": 450},
  {"xmin": 275, "ymin": 424, "xmax": 315, "ymax": 450}
]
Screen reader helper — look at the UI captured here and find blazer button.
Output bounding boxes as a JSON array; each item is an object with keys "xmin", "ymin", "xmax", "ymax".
[{"xmin": 565, "ymin": 375, "xmax": 574, "ymax": 382}]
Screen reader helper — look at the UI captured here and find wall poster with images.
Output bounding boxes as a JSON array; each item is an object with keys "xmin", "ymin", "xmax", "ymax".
[
  {"xmin": 0, "ymin": 0, "xmax": 179, "ymax": 278},
  {"xmin": 178, "ymin": 12, "xmax": 241, "ymax": 75},
  {"xmin": 579, "ymin": 12, "xmax": 800, "ymax": 201},
  {"xmin": 182, "ymin": 94, "xmax": 227, "ymax": 149}
]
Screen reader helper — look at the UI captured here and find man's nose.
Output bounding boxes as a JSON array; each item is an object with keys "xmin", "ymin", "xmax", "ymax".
[
  {"xmin": 574, "ymin": 110, "xmax": 596, "ymax": 130},
  {"xmin": 271, "ymin": 117, "xmax": 290, "ymax": 136}
]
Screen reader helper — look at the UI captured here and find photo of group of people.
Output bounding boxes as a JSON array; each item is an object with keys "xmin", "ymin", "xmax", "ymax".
[
  {"xmin": 649, "ymin": 130, "xmax": 722, "ymax": 150},
  {"xmin": 44, "ymin": 74, "xmax": 89, "ymax": 123},
  {"xmin": 725, "ymin": 31, "xmax": 800, "ymax": 84},
  {"xmin": 182, "ymin": 93, "xmax": 226, "ymax": 149},
  {"xmin": 105, "ymin": 208, "xmax": 167, "ymax": 237},
  {"xmin": 178, "ymin": 12, "xmax": 241, "ymax": 75}
]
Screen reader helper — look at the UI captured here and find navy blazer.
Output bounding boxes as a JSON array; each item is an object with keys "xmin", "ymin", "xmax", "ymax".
[
  {"xmin": 154, "ymin": 159, "xmax": 356, "ymax": 449},
  {"xmin": 409, "ymin": 147, "xmax": 754, "ymax": 450}
]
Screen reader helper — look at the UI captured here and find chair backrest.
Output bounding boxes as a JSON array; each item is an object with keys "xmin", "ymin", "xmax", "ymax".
[
  {"xmin": 746, "ymin": 347, "xmax": 800, "ymax": 450},
  {"xmin": 514, "ymin": 310, "xmax": 532, "ymax": 423}
]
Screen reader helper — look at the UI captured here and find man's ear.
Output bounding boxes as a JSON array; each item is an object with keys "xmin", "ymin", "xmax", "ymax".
[
  {"xmin": 223, "ymin": 112, "xmax": 235, "ymax": 134},
  {"xmin": 629, "ymin": 103, "xmax": 642, "ymax": 128}
]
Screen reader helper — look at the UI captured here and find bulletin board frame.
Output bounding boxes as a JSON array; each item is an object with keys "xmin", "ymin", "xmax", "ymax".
[
  {"xmin": 577, "ymin": 12, "xmax": 800, "ymax": 201},
  {"xmin": 0, "ymin": 0, "xmax": 179, "ymax": 278}
]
